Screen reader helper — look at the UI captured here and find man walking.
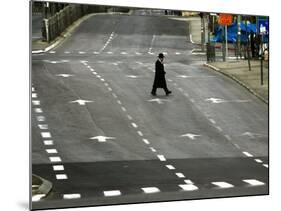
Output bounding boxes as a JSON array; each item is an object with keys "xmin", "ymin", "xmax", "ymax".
[{"xmin": 151, "ymin": 53, "xmax": 172, "ymax": 96}]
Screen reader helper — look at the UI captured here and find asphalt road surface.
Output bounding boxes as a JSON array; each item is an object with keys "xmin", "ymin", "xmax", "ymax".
[{"xmin": 31, "ymin": 11, "xmax": 268, "ymax": 210}]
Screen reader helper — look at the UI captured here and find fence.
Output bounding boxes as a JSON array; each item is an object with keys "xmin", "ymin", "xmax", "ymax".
[{"xmin": 42, "ymin": 4, "xmax": 91, "ymax": 42}]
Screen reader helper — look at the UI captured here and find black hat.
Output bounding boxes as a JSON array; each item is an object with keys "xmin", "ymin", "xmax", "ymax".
[{"xmin": 158, "ymin": 53, "xmax": 165, "ymax": 58}]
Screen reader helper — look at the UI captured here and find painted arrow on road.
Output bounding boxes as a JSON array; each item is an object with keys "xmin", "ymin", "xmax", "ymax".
[
  {"xmin": 69, "ymin": 99, "xmax": 93, "ymax": 105},
  {"xmin": 89, "ymin": 136, "xmax": 116, "ymax": 142},
  {"xmin": 56, "ymin": 74, "xmax": 74, "ymax": 78},
  {"xmin": 148, "ymin": 98, "xmax": 170, "ymax": 104},
  {"xmin": 180, "ymin": 133, "xmax": 201, "ymax": 140}
]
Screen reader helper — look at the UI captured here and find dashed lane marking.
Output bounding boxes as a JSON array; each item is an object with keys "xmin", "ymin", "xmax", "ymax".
[
  {"xmin": 34, "ymin": 108, "xmax": 43, "ymax": 113},
  {"xmin": 38, "ymin": 124, "xmax": 48, "ymax": 130},
  {"xmin": 112, "ymin": 93, "xmax": 118, "ymax": 98},
  {"xmin": 32, "ymin": 194, "xmax": 46, "ymax": 202},
  {"xmin": 108, "ymin": 87, "xmax": 112, "ymax": 91},
  {"xmin": 149, "ymin": 147, "xmax": 157, "ymax": 152},
  {"xmin": 63, "ymin": 194, "xmax": 81, "ymax": 199},
  {"xmin": 36, "ymin": 116, "xmax": 46, "ymax": 122},
  {"xmin": 225, "ymin": 135, "xmax": 231, "ymax": 141},
  {"xmin": 104, "ymin": 190, "xmax": 121, "ymax": 197},
  {"xmin": 56, "ymin": 174, "xmax": 68, "ymax": 180},
  {"xmin": 53, "ymin": 165, "xmax": 64, "ymax": 171},
  {"xmin": 175, "ymin": 173, "xmax": 185, "ymax": 178},
  {"xmin": 142, "ymin": 139, "xmax": 150, "ymax": 145},
  {"xmin": 127, "ymin": 115, "xmax": 133, "ymax": 120},
  {"xmin": 121, "ymin": 107, "xmax": 127, "ymax": 112},
  {"xmin": 131, "ymin": 123, "xmax": 138, "ymax": 128},
  {"xmin": 212, "ymin": 182, "xmax": 234, "ymax": 188},
  {"xmin": 32, "ymin": 93, "xmax": 37, "ymax": 98},
  {"xmin": 255, "ymin": 159, "xmax": 263, "ymax": 163},
  {"xmin": 209, "ymin": 119, "xmax": 216, "ymax": 124},
  {"xmin": 263, "ymin": 164, "xmax": 269, "ymax": 168},
  {"xmin": 43, "ymin": 140, "xmax": 54, "ymax": 145},
  {"xmin": 49, "ymin": 156, "xmax": 62, "ymax": 162},
  {"xmin": 166, "ymin": 165, "xmax": 175, "ymax": 170},
  {"xmin": 157, "ymin": 155, "xmax": 166, "ymax": 161},
  {"xmin": 117, "ymin": 100, "xmax": 122, "ymax": 105},
  {"xmin": 216, "ymin": 126, "xmax": 223, "ymax": 132},
  {"xmin": 141, "ymin": 187, "xmax": 160, "ymax": 194},
  {"xmin": 46, "ymin": 149, "xmax": 58, "ymax": 154},
  {"xmin": 137, "ymin": 131, "xmax": 143, "ymax": 137},
  {"xmin": 243, "ymin": 151, "xmax": 254, "ymax": 157},
  {"xmin": 32, "ymin": 100, "xmax": 40, "ymax": 105},
  {"xmin": 184, "ymin": 179, "xmax": 194, "ymax": 184},
  {"xmin": 179, "ymin": 184, "xmax": 198, "ymax": 191},
  {"xmin": 41, "ymin": 132, "xmax": 52, "ymax": 138},
  {"xmin": 243, "ymin": 179, "xmax": 265, "ymax": 186}
]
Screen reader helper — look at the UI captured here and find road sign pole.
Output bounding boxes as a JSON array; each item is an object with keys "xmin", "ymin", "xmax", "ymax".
[{"xmin": 225, "ymin": 25, "xmax": 228, "ymax": 60}]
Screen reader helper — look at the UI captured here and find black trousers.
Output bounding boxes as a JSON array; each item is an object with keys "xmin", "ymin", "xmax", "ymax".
[{"xmin": 151, "ymin": 86, "xmax": 169, "ymax": 94}]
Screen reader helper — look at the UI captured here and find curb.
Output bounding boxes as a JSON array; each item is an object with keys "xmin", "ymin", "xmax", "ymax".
[
  {"xmin": 204, "ymin": 63, "xmax": 268, "ymax": 104},
  {"xmin": 32, "ymin": 174, "xmax": 52, "ymax": 198}
]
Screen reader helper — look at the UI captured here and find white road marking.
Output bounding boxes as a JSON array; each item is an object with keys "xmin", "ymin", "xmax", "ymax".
[
  {"xmin": 46, "ymin": 149, "xmax": 58, "ymax": 154},
  {"xmin": 53, "ymin": 165, "xmax": 64, "ymax": 171},
  {"xmin": 97, "ymin": 75, "xmax": 101, "ymax": 78},
  {"xmin": 184, "ymin": 180, "xmax": 194, "ymax": 184},
  {"xmin": 104, "ymin": 82, "xmax": 108, "ymax": 86},
  {"xmin": 49, "ymin": 157, "xmax": 62, "ymax": 162},
  {"xmin": 93, "ymin": 72, "xmax": 97, "ymax": 75},
  {"xmin": 225, "ymin": 135, "xmax": 231, "ymax": 141},
  {"xmin": 241, "ymin": 132, "xmax": 264, "ymax": 139},
  {"xmin": 175, "ymin": 52, "xmax": 181, "ymax": 55},
  {"xmin": 100, "ymin": 78, "xmax": 105, "ymax": 82},
  {"xmin": 108, "ymin": 87, "xmax": 112, "ymax": 91},
  {"xmin": 121, "ymin": 52, "xmax": 128, "ymax": 55},
  {"xmin": 56, "ymin": 174, "xmax": 68, "ymax": 180},
  {"xmin": 179, "ymin": 184, "xmax": 198, "ymax": 191},
  {"xmin": 157, "ymin": 155, "xmax": 166, "ymax": 161},
  {"xmin": 137, "ymin": 131, "xmax": 143, "ymax": 137},
  {"xmin": 209, "ymin": 119, "xmax": 216, "ymax": 124},
  {"xmin": 49, "ymin": 51, "xmax": 56, "ymax": 54},
  {"xmin": 63, "ymin": 194, "xmax": 81, "ymax": 199},
  {"xmin": 64, "ymin": 51, "xmax": 70, "ymax": 54},
  {"xmin": 243, "ymin": 179, "xmax": 265, "ymax": 186},
  {"xmin": 38, "ymin": 124, "xmax": 48, "ymax": 130},
  {"xmin": 32, "ymin": 93, "xmax": 37, "ymax": 98},
  {"xmin": 216, "ymin": 126, "xmax": 223, "ymax": 132},
  {"xmin": 89, "ymin": 136, "xmax": 116, "ymax": 142},
  {"xmin": 184, "ymin": 93, "xmax": 189, "ymax": 97},
  {"xmin": 41, "ymin": 132, "xmax": 51, "ymax": 138},
  {"xmin": 43, "ymin": 140, "xmax": 54, "ymax": 145},
  {"xmin": 126, "ymin": 75, "xmax": 139, "ymax": 79},
  {"xmin": 112, "ymin": 93, "xmax": 118, "ymax": 98},
  {"xmin": 78, "ymin": 51, "xmax": 85, "ymax": 54},
  {"xmin": 141, "ymin": 187, "xmax": 160, "ymax": 194},
  {"xmin": 32, "ymin": 100, "xmax": 40, "ymax": 105},
  {"xmin": 175, "ymin": 173, "xmax": 185, "ymax": 178},
  {"xmin": 104, "ymin": 190, "xmax": 121, "ymax": 197},
  {"xmin": 93, "ymin": 51, "xmax": 100, "ymax": 54},
  {"xmin": 34, "ymin": 108, "xmax": 43, "ymax": 113},
  {"xmin": 166, "ymin": 165, "xmax": 175, "ymax": 170},
  {"xmin": 127, "ymin": 115, "xmax": 133, "ymax": 120},
  {"xmin": 121, "ymin": 107, "xmax": 127, "ymax": 112},
  {"xmin": 131, "ymin": 123, "xmax": 138, "ymax": 128},
  {"xmin": 180, "ymin": 133, "xmax": 201, "ymax": 140},
  {"xmin": 32, "ymin": 87, "xmax": 35, "ymax": 92},
  {"xmin": 117, "ymin": 100, "xmax": 122, "ymax": 105},
  {"xmin": 32, "ymin": 194, "xmax": 46, "ymax": 202},
  {"xmin": 142, "ymin": 139, "xmax": 150, "ymax": 145},
  {"xmin": 36, "ymin": 116, "xmax": 46, "ymax": 122},
  {"xmin": 234, "ymin": 144, "xmax": 241, "ymax": 149},
  {"xmin": 178, "ymin": 88, "xmax": 184, "ymax": 92},
  {"xmin": 263, "ymin": 164, "xmax": 269, "ymax": 168},
  {"xmin": 107, "ymin": 51, "xmax": 113, "ymax": 54},
  {"xmin": 149, "ymin": 147, "xmax": 157, "ymax": 152},
  {"xmin": 135, "ymin": 52, "xmax": 142, "ymax": 55},
  {"xmin": 148, "ymin": 98, "xmax": 170, "ymax": 104},
  {"xmin": 69, "ymin": 99, "xmax": 93, "ymax": 105},
  {"xmin": 167, "ymin": 79, "xmax": 173, "ymax": 82},
  {"xmin": 190, "ymin": 99, "xmax": 195, "ymax": 103},
  {"xmin": 255, "ymin": 159, "xmax": 263, "ymax": 163},
  {"xmin": 212, "ymin": 182, "xmax": 234, "ymax": 188},
  {"xmin": 243, "ymin": 151, "xmax": 254, "ymax": 157}
]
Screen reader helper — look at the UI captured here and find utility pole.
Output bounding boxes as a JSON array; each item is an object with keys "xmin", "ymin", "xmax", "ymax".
[{"xmin": 200, "ymin": 12, "xmax": 205, "ymax": 52}]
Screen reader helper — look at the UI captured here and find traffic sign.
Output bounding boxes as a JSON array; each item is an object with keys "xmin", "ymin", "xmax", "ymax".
[{"xmin": 218, "ymin": 14, "xmax": 233, "ymax": 26}]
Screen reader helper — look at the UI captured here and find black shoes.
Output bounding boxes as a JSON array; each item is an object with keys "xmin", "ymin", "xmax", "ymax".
[{"xmin": 166, "ymin": 90, "xmax": 172, "ymax": 96}]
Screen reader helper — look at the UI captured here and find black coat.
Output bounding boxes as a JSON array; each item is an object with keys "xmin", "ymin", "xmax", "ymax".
[{"xmin": 152, "ymin": 59, "xmax": 167, "ymax": 88}]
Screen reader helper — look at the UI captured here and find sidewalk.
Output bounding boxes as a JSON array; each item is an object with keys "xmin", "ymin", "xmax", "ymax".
[
  {"xmin": 205, "ymin": 60, "xmax": 269, "ymax": 103},
  {"xmin": 188, "ymin": 16, "xmax": 269, "ymax": 104}
]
